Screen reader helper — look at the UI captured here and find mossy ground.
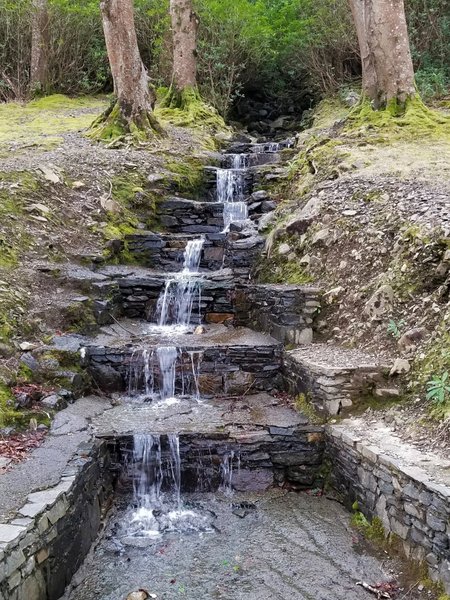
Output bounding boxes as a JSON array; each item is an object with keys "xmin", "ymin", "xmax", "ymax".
[
  {"xmin": 346, "ymin": 95, "xmax": 450, "ymax": 140},
  {"xmin": 0, "ymin": 94, "xmax": 106, "ymax": 153},
  {"xmin": 157, "ymin": 86, "xmax": 228, "ymax": 132}
]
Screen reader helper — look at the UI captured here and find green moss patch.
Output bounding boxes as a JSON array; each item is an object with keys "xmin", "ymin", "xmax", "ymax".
[
  {"xmin": 0, "ymin": 383, "xmax": 20, "ymax": 428},
  {"xmin": 157, "ymin": 86, "xmax": 228, "ymax": 134},
  {"xmin": 0, "ymin": 95, "xmax": 107, "ymax": 152},
  {"xmin": 346, "ymin": 95, "xmax": 450, "ymax": 140}
]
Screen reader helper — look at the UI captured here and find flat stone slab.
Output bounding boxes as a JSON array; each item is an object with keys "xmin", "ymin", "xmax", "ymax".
[
  {"xmin": 287, "ymin": 343, "xmax": 388, "ymax": 373},
  {"xmin": 0, "ymin": 396, "xmax": 110, "ymax": 521},
  {"xmin": 90, "ymin": 393, "xmax": 312, "ymax": 437},
  {"xmin": 85, "ymin": 321, "xmax": 280, "ymax": 351}
]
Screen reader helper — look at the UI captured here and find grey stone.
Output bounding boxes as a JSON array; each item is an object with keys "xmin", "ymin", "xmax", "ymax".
[
  {"xmin": 426, "ymin": 510, "xmax": 446, "ymax": 532},
  {"xmin": 0, "ymin": 524, "xmax": 25, "ymax": 544}
]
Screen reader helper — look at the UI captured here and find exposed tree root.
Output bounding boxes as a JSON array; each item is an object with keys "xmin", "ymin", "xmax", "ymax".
[
  {"xmin": 345, "ymin": 94, "xmax": 450, "ymax": 138},
  {"xmin": 158, "ymin": 86, "xmax": 227, "ymax": 132},
  {"xmin": 88, "ymin": 97, "xmax": 165, "ymax": 144}
]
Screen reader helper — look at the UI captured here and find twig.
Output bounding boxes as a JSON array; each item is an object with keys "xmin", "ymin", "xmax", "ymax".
[
  {"xmin": 108, "ymin": 314, "xmax": 138, "ymax": 336},
  {"xmin": 398, "ymin": 581, "xmax": 419, "ymax": 600},
  {"xmin": 356, "ymin": 582, "xmax": 391, "ymax": 599}
]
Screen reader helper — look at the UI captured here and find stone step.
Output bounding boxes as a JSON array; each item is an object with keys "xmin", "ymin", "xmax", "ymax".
[
  {"xmin": 283, "ymin": 344, "xmax": 394, "ymax": 416},
  {"xmin": 123, "ymin": 230, "xmax": 265, "ymax": 277},
  {"xmin": 124, "ymin": 231, "xmax": 227, "ymax": 272},
  {"xmin": 91, "ymin": 392, "xmax": 325, "ymax": 490},
  {"xmin": 156, "ymin": 196, "xmax": 274, "ymax": 233},
  {"xmin": 84, "ymin": 321, "xmax": 283, "ymax": 396},
  {"xmin": 235, "ymin": 283, "xmax": 322, "ymax": 345},
  {"xmin": 115, "ymin": 269, "xmax": 235, "ymax": 323},
  {"xmin": 221, "ymin": 151, "xmax": 281, "ymax": 168}
]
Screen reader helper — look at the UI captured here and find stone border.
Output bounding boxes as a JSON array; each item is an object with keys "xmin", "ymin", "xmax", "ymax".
[
  {"xmin": 0, "ymin": 441, "xmax": 115, "ymax": 600},
  {"xmin": 327, "ymin": 426, "xmax": 450, "ymax": 593}
]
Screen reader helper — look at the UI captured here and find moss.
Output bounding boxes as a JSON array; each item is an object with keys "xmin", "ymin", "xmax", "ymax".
[
  {"xmin": 294, "ymin": 393, "xmax": 324, "ymax": 424},
  {"xmin": 88, "ymin": 97, "xmax": 165, "ymax": 143},
  {"xmin": 157, "ymin": 86, "xmax": 228, "ymax": 134},
  {"xmin": 62, "ymin": 300, "xmax": 97, "ymax": 334},
  {"xmin": 346, "ymin": 95, "xmax": 450, "ymax": 140},
  {"xmin": 0, "ymin": 95, "xmax": 106, "ymax": 153},
  {"xmin": 0, "ymin": 383, "xmax": 20, "ymax": 428},
  {"xmin": 288, "ymin": 138, "xmax": 350, "ymax": 197},
  {"xmin": 257, "ymin": 247, "xmax": 314, "ymax": 285},
  {"xmin": 165, "ymin": 156, "xmax": 205, "ymax": 197}
]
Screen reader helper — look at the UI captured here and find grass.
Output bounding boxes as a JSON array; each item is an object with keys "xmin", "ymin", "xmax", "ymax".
[{"xmin": 0, "ymin": 94, "xmax": 107, "ymax": 152}]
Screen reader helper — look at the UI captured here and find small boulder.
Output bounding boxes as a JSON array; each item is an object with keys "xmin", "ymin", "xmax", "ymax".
[
  {"xmin": 389, "ymin": 358, "xmax": 410, "ymax": 376},
  {"xmin": 278, "ymin": 242, "xmax": 291, "ymax": 255},
  {"xmin": 311, "ymin": 228, "xmax": 331, "ymax": 246},
  {"xmin": 398, "ymin": 327, "xmax": 427, "ymax": 352},
  {"xmin": 363, "ymin": 284, "xmax": 394, "ymax": 319}
]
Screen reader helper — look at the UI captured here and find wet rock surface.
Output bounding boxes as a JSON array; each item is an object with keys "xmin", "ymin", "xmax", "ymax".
[{"xmin": 66, "ymin": 491, "xmax": 417, "ymax": 600}]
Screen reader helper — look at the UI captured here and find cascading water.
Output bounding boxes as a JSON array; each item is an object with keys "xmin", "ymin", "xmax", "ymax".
[
  {"xmin": 217, "ymin": 162, "xmax": 248, "ymax": 231},
  {"xmin": 156, "ymin": 346, "xmax": 177, "ymax": 400},
  {"xmin": 128, "ymin": 433, "xmax": 211, "ymax": 539},
  {"xmin": 155, "ymin": 237, "xmax": 205, "ymax": 327},
  {"xmin": 128, "ymin": 346, "xmax": 203, "ymax": 402}
]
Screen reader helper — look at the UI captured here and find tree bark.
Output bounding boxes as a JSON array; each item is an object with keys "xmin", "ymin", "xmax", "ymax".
[
  {"xmin": 93, "ymin": 0, "xmax": 163, "ymax": 139},
  {"xmin": 30, "ymin": 0, "xmax": 49, "ymax": 94},
  {"xmin": 170, "ymin": 0, "xmax": 198, "ymax": 92},
  {"xmin": 348, "ymin": 0, "xmax": 416, "ymax": 109}
]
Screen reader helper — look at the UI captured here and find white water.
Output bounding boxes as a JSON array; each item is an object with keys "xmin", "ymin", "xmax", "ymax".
[
  {"xmin": 129, "ymin": 433, "xmax": 210, "ymax": 538},
  {"xmin": 216, "ymin": 167, "xmax": 248, "ymax": 231},
  {"xmin": 128, "ymin": 346, "xmax": 203, "ymax": 402},
  {"xmin": 156, "ymin": 346, "xmax": 177, "ymax": 400},
  {"xmin": 155, "ymin": 237, "xmax": 204, "ymax": 327}
]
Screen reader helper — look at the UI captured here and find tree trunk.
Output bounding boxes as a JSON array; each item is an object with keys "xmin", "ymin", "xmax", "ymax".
[
  {"xmin": 163, "ymin": 0, "xmax": 199, "ymax": 109},
  {"xmin": 30, "ymin": 0, "xmax": 49, "ymax": 94},
  {"xmin": 170, "ymin": 0, "xmax": 198, "ymax": 92},
  {"xmin": 92, "ymin": 0, "xmax": 163, "ymax": 140},
  {"xmin": 348, "ymin": 0, "xmax": 416, "ymax": 109}
]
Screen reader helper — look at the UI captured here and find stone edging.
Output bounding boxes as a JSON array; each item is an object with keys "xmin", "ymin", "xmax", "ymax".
[
  {"xmin": 0, "ymin": 441, "xmax": 114, "ymax": 600},
  {"xmin": 327, "ymin": 425, "xmax": 450, "ymax": 593}
]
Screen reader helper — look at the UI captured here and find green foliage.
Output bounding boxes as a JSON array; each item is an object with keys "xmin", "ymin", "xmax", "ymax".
[
  {"xmin": 351, "ymin": 507, "xmax": 386, "ymax": 543},
  {"xmin": 1, "ymin": 0, "xmax": 449, "ymax": 111},
  {"xmin": 426, "ymin": 372, "xmax": 450, "ymax": 406},
  {"xmin": 387, "ymin": 319, "xmax": 405, "ymax": 339}
]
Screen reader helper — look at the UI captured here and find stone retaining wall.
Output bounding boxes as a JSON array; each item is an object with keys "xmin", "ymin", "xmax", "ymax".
[
  {"xmin": 283, "ymin": 345, "xmax": 390, "ymax": 415},
  {"xmin": 125, "ymin": 232, "xmax": 227, "ymax": 272},
  {"xmin": 118, "ymin": 276, "xmax": 235, "ymax": 323},
  {"xmin": 236, "ymin": 284, "xmax": 321, "ymax": 344},
  {"xmin": 87, "ymin": 343, "xmax": 283, "ymax": 395},
  {"xmin": 327, "ymin": 427, "xmax": 450, "ymax": 593},
  {"xmin": 0, "ymin": 441, "xmax": 115, "ymax": 600},
  {"xmin": 157, "ymin": 198, "xmax": 224, "ymax": 233},
  {"xmin": 109, "ymin": 427, "xmax": 325, "ymax": 492}
]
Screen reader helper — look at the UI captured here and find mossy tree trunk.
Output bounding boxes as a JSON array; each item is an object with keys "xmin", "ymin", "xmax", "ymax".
[
  {"xmin": 92, "ymin": 0, "xmax": 163, "ymax": 140},
  {"xmin": 30, "ymin": 0, "xmax": 49, "ymax": 95},
  {"xmin": 349, "ymin": 0, "xmax": 416, "ymax": 110},
  {"xmin": 164, "ymin": 0, "xmax": 199, "ymax": 108}
]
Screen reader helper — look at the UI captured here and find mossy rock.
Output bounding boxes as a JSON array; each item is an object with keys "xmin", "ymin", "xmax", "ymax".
[
  {"xmin": 61, "ymin": 300, "xmax": 98, "ymax": 334},
  {"xmin": 0, "ymin": 383, "xmax": 20, "ymax": 428}
]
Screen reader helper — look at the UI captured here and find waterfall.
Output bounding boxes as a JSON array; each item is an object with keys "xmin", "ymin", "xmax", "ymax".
[
  {"xmin": 216, "ymin": 167, "xmax": 248, "ymax": 231},
  {"xmin": 219, "ymin": 450, "xmax": 235, "ymax": 496},
  {"xmin": 156, "ymin": 346, "xmax": 177, "ymax": 400},
  {"xmin": 155, "ymin": 237, "xmax": 204, "ymax": 327},
  {"xmin": 128, "ymin": 433, "xmax": 212, "ymax": 537},
  {"xmin": 127, "ymin": 347, "xmax": 203, "ymax": 401}
]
